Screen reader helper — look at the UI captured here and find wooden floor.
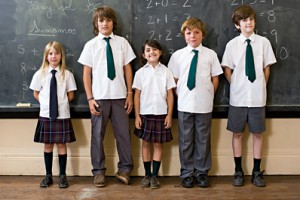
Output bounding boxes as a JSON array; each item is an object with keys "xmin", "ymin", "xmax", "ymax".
[{"xmin": 0, "ymin": 175, "xmax": 299, "ymax": 200}]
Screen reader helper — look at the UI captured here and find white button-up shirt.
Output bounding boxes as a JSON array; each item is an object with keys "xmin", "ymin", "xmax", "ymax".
[
  {"xmin": 78, "ymin": 33, "xmax": 136, "ymax": 100},
  {"xmin": 30, "ymin": 67, "xmax": 77, "ymax": 119},
  {"xmin": 221, "ymin": 33, "xmax": 277, "ymax": 107},
  {"xmin": 168, "ymin": 44, "xmax": 223, "ymax": 113},
  {"xmin": 132, "ymin": 62, "xmax": 176, "ymax": 115}
]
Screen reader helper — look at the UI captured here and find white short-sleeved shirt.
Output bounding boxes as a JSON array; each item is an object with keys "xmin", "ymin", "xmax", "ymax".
[
  {"xmin": 30, "ymin": 67, "xmax": 77, "ymax": 119},
  {"xmin": 78, "ymin": 33, "xmax": 136, "ymax": 100},
  {"xmin": 132, "ymin": 62, "xmax": 176, "ymax": 115},
  {"xmin": 168, "ymin": 44, "xmax": 223, "ymax": 113},
  {"xmin": 221, "ymin": 33, "xmax": 277, "ymax": 107}
]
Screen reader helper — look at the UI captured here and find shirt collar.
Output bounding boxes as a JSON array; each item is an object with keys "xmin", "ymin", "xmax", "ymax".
[
  {"xmin": 98, "ymin": 32, "xmax": 115, "ymax": 40},
  {"xmin": 187, "ymin": 43, "xmax": 203, "ymax": 53},
  {"xmin": 239, "ymin": 33, "xmax": 256, "ymax": 43},
  {"xmin": 145, "ymin": 62, "xmax": 162, "ymax": 68},
  {"xmin": 48, "ymin": 66, "xmax": 60, "ymax": 73}
]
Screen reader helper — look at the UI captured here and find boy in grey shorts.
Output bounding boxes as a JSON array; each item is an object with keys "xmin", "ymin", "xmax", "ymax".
[{"xmin": 221, "ymin": 5, "xmax": 276, "ymax": 187}]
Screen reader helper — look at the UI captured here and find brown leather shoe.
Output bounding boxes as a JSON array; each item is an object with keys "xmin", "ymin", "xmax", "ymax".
[
  {"xmin": 94, "ymin": 173, "xmax": 106, "ymax": 187},
  {"xmin": 115, "ymin": 172, "xmax": 130, "ymax": 185}
]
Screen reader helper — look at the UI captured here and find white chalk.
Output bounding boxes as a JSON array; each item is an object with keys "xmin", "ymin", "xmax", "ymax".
[{"xmin": 16, "ymin": 103, "xmax": 31, "ymax": 107}]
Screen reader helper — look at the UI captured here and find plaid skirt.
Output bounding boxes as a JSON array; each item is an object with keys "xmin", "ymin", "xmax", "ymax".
[
  {"xmin": 134, "ymin": 115, "xmax": 173, "ymax": 143},
  {"xmin": 34, "ymin": 117, "xmax": 76, "ymax": 144}
]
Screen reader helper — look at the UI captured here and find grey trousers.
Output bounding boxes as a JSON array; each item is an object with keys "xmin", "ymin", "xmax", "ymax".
[
  {"xmin": 90, "ymin": 99, "xmax": 133, "ymax": 176},
  {"xmin": 178, "ymin": 111, "xmax": 212, "ymax": 178}
]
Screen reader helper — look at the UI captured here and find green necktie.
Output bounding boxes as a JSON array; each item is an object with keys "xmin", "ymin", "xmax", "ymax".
[
  {"xmin": 104, "ymin": 37, "xmax": 115, "ymax": 80},
  {"xmin": 245, "ymin": 39, "xmax": 256, "ymax": 82},
  {"xmin": 187, "ymin": 49, "xmax": 198, "ymax": 90}
]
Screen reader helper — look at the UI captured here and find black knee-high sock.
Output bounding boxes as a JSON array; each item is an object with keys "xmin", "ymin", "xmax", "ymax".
[
  {"xmin": 234, "ymin": 157, "xmax": 243, "ymax": 172},
  {"xmin": 253, "ymin": 158, "xmax": 261, "ymax": 172},
  {"xmin": 44, "ymin": 152, "xmax": 53, "ymax": 175},
  {"xmin": 143, "ymin": 161, "xmax": 151, "ymax": 176},
  {"xmin": 59, "ymin": 154, "xmax": 67, "ymax": 176},
  {"xmin": 152, "ymin": 160, "xmax": 161, "ymax": 177}
]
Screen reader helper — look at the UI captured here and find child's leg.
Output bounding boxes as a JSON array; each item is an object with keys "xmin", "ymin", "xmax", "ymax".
[
  {"xmin": 57, "ymin": 143, "xmax": 67, "ymax": 175},
  {"xmin": 232, "ymin": 132, "xmax": 243, "ymax": 172},
  {"xmin": 152, "ymin": 143, "xmax": 163, "ymax": 176},
  {"xmin": 142, "ymin": 140, "xmax": 151, "ymax": 176},
  {"xmin": 40, "ymin": 144, "xmax": 54, "ymax": 188},
  {"xmin": 57, "ymin": 143, "xmax": 69, "ymax": 188},
  {"xmin": 252, "ymin": 133, "xmax": 263, "ymax": 172},
  {"xmin": 44, "ymin": 144, "xmax": 54, "ymax": 175},
  {"xmin": 151, "ymin": 143, "xmax": 162, "ymax": 188}
]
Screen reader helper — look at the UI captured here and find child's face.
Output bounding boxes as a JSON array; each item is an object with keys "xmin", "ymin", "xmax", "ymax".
[
  {"xmin": 47, "ymin": 47, "xmax": 61, "ymax": 67},
  {"xmin": 143, "ymin": 44, "xmax": 162, "ymax": 66},
  {"xmin": 236, "ymin": 17, "xmax": 255, "ymax": 37},
  {"xmin": 98, "ymin": 17, "xmax": 113, "ymax": 36},
  {"xmin": 184, "ymin": 27, "xmax": 203, "ymax": 48}
]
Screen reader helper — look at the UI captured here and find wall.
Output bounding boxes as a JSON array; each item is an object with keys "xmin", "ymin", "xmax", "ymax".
[{"xmin": 1, "ymin": 118, "xmax": 299, "ymax": 176}]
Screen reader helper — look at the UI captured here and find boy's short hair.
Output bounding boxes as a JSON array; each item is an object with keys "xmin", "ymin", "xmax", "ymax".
[
  {"xmin": 232, "ymin": 5, "xmax": 256, "ymax": 26},
  {"xmin": 181, "ymin": 18, "xmax": 206, "ymax": 37},
  {"xmin": 93, "ymin": 6, "xmax": 117, "ymax": 35}
]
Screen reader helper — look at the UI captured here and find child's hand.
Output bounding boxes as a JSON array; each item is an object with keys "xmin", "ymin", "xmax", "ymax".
[
  {"xmin": 124, "ymin": 95, "xmax": 133, "ymax": 115},
  {"xmin": 135, "ymin": 116, "xmax": 142, "ymax": 129},
  {"xmin": 164, "ymin": 115, "xmax": 172, "ymax": 129},
  {"xmin": 88, "ymin": 99, "xmax": 101, "ymax": 116}
]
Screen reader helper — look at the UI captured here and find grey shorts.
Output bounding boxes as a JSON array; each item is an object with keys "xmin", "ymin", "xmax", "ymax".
[{"xmin": 227, "ymin": 106, "xmax": 265, "ymax": 133}]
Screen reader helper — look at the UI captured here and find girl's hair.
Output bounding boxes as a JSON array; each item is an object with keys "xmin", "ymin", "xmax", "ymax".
[
  {"xmin": 93, "ymin": 6, "xmax": 117, "ymax": 36},
  {"xmin": 232, "ymin": 5, "xmax": 256, "ymax": 26},
  {"xmin": 40, "ymin": 41, "xmax": 67, "ymax": 79},
  {"xmin": 140, "ymin": 40, "xmax": 164, "ymax": 66},
  {"xmin": 181, "ymin": 18, "xmax": 206, "ymax": 37}
]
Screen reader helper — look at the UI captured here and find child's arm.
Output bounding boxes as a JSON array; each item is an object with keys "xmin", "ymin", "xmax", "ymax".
[
  {"xmin": 164, "ymin": 89, "xmax": 174, "ymax": 129},
  {"xmin": 173, "ymin": 78, "xmax": 178, "ymax": 96},
  {"xmin": 264, "ymin": 65, "xmax": 270, "ymax": 83},
  {"xmin": 67, "ymin": 91, "xmax": 75, "ymax": 102},
  {"xmin": 83, "ymin": 65, "xmax": 100, "ymax": 116},
  {"xmin": 224, "ymin": 67, "xmax": 232, "ymax": 84},
  {"xmin": 211, "ymin": 76, "xmax": 219, "ymax": 93},
  {"xmin": 134, "ymin": 89, "xmax": 142, "ymax": 129},
  {"xmin": 33, "ymin": 91, "xmax": 39, "ymax": 101},
  {"xmin": 124, "ymin": 63, "xmax": 133, "ymax": 115}
]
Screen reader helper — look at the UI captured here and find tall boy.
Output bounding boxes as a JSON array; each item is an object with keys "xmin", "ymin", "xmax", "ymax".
[
  {"xmin": 78, "ymin": 6, "xmax": 136, "ymax": 187},
  {"xmin": 221, "ymin": 5, "xmax": 276, "ymax": 187},
  {"xmin": 168, "ymin": 18, "xmax": 223, "ymax": 188}
]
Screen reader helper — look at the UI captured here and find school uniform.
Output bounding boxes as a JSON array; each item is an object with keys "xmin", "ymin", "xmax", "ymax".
[
  {"xmin": 132, "ymin": 62, "xmax": 176, "ymax": 143},
  {"xmin": 78, "ymin": 33, "xmax": 136, "ymax": 175},
  {"xmin": 221, "ymin": 33, "xmax": 277, "ymax": 132},
  {"xmin": 168, "ymin": 44, "xmax": 223, "ymax": 178},
  {"xmin": 30, "ymin": 67, "xmax": 77, "ymax": 144}
]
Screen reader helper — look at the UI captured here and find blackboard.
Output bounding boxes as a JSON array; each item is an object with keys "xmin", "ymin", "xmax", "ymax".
[{"xmin": 0, "ymin": 0, "xmax": 300, "ymax": 118}]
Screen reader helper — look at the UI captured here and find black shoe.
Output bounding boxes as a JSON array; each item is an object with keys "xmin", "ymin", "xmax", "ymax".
[
  {"xmin": 232, "ymin": 171, "xmax": 244, "ymax": 186},
  {"xmin": 40, "ymin": 174, "xmax": 53, "ymax": 188},
  {"xmin": 59, "ymin": 175, "xmax": 69, "ymax": 188},
  {"xmin": 196, "ymin": 174, "xmax": 209, "ymax": 188},
  {"xmin": 251, "ymin": 171, "xmax": 266, "ymax": 187},
  {"xmin": 182, "ymin": 177, "xmax": 193, "ymax": 188}
]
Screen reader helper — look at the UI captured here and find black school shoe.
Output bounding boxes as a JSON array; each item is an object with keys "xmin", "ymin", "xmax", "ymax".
[
  {"xmin": 182, "ymin": 177, "xmax": 194, "ymax": 188},
  {"xmin": 251, "ymin": 171, "xmax": 266, "ymax": 187},
  {"xmin": 40, "ymin": 174, "xmax": 53, "ymax": 188},
  {"xmin": 59, "ymin": 175, "xmax": 69, "ymax": 188},
  {"xmin": 232, "ymin": 171, "xmax": 244, "ymax": 186},
  {"xmin": 195, "ymin": 174, "xmax": 209, "ymax": 188}
]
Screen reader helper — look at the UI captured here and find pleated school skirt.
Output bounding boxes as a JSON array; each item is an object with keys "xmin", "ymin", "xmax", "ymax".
[
  {"xmin": 34, "ymin": 117, "xmax": 76, "ymax": 144},
  {"xmin": 134, "ymin": 115, "xmax": 173, "ymax": 143}
]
